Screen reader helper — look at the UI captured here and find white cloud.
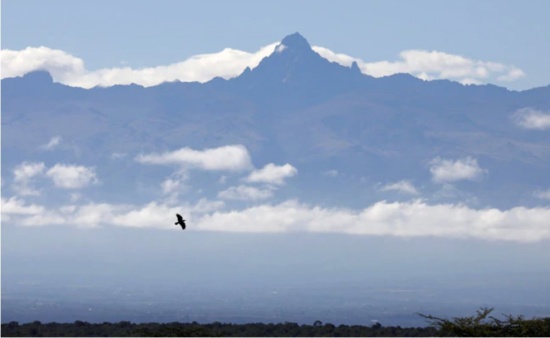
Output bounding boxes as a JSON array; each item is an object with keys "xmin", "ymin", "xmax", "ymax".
[
  {"xmin": 1, "ymin": 197, "xmax": 45, "ymax": 215},
  {"xmin": 195, "ymin": 200, "xmax": 550, "ymax": 242},
  {"xmin": 111, "ymin": 202, "xmax": 180, "ymax": 229},
  {"xmin": 40, "ymin": 136, "xmax": 62, "ymax": 150},
  {"xmin": 46, "ymin": 164, "xmax": 99, "ymax": 189},
  {"xmin": 12, "ymin": 162, "xmax": 46, "ymax": 196},
  {"xmin": 136, "ymin": 145, "xmax": 253, "ymax": 172},
  {"xmin": 312, "ymin": 46, "xmax": 363, "ymax": 68},
  {"xmin": 89, "ymin": 199, "xmax": 223, "ymax": 229},
  {"xmin": 218, "ymin": 185, "xmax": 273, "ymax": 201},
  {"xmin": 1, "ymin": 197, "xmax": 48, "ymax": 224},
  {"xmin": 511, "ymin": 108, "xmax": 550, "ymax": 130},
  {"xmin": 19, "ymin": 212, "xmax": 67, "ymax": 227},
  {"xmin": 246, "ymin": 163, "xmax": 298, "ymax": 185},
  {"xmin": 13, "ymin": 161, "xmax": 45, "ymax": 182},
  {"xmin": 381, "ymin": 180, "xmax": 419, "ymax": 195},
  {"xmin": 69, "ymin": 203, "xmax": 120, "ymax": 228},
  {"xmin": 1, "ymin": 43, "xmax": 278, "ymax": 88},
  {"xmin": 3, "ymin": 197, "xmax": 550, "ymax": 242},
  {"xmin": 313, "ymin": 47, "xmax": 524, "ymax": 85},
  {"xmin": 2, "ymin": 43, "xmax": 524, "ymax": 89},
  {"xmin": 1, "ymin": 46, "xmax": 85, "ymax": 83},
  {"xmin": 498, "ymin": 68, "xmax": 526, "ymax": 82},
  {"xmin": 430, "ymin": 157, "xmax": 486, "ymax": 183},
  {"xmin": 2, "ymin": 199, "xmax": 112, "ymax": 228}
]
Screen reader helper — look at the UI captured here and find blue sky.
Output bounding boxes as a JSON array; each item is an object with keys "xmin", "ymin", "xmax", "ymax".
[{"xmin": 2, "ymin": 0, "xmax": 549, "ymax": 90}]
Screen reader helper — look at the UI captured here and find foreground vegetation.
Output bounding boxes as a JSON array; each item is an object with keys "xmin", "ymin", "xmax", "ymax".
[
  {"xmin": 1, "ymin": 320, "xmax": 437, "ymax": 337},
  {"xmin": 2, "ymin": 308, "xmax": 549, "ymax": 336},
  {"xmin": 419, "ymin": 307, "xmax": 550, "ymax": 337}
]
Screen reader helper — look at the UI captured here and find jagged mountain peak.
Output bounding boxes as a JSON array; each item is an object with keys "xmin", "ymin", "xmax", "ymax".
[
  {"xmin": 231, "ymin": 32, "xmax": 367, "ymax": 91},
  {"xmin": 270, "ymin": 32, "xmax": 317, "ymax": 59},
  {"xmin": 278, "ymin": 32, "xmax": 312, "ymax": 52}
]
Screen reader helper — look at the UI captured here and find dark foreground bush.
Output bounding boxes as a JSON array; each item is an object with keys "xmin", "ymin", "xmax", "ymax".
[{"xmin": 419, "ymin": 307, "xmax": 550, "ymax": 337}]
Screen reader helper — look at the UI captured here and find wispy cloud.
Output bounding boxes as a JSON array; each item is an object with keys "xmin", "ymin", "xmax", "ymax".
[
  {"xmin": 534, "ymin": 189, "xmax": 550, "ymax": 200},
  {"xmin": 430, "ymin": 157, "xmax": 486, "ymax": 183},
  {"xmin": 322, "ymin": 169, "xmax": 339, "ymax": 177},
  {"xmin": 136, "ymin": 145, "xmax": 253, "ymax": 172},
  {"xmin": 511, "ymin": 108, "xmax": 550, "ymax": 130},
  {"xmin": 246, "ymin": 163, "xmax": 298, "ymax": 185},
  {"xmin": 218, "ymin": 185, "xmax": 273, "ymax": 201},
  {"xmin": 381, "ymin": 180, "xmax": 419, "ymax": 195},
  {"xmin": 2, "ymin": 43, "xmax": 524, "ymax": 88},
  {"xmin": 160, "ymin": 170, "xmax": 189, "ymax": 204},
  {"xmin": 39, "ymin": 136, "xmax": 62, "ymax": 150}
]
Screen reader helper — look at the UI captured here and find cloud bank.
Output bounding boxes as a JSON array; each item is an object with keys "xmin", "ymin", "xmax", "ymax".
[
  {"xmin": 313, "ymin": 47, "xmax": 525, "ymax": 85},
  {"xmin": 2, "ymin": 197, "xmax": 549, "ymax": 242},
  {"xmin": 1, "ymin": 44, "xmax": 277, "ymax": 88},
  {"xmin": 2, "ymin": 42, "xmax": 525, "ymax": 88}
]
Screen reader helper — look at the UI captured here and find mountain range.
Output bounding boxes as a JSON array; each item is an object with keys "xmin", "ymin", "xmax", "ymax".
[{"xmin": 2, "ymin": 32, "xmax": 550, "ymax": 211}]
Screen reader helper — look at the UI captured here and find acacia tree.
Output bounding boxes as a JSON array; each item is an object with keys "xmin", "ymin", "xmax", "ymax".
[{"xmin": 418, "ymin": 307, "xmax": 550, "ymax": 337}]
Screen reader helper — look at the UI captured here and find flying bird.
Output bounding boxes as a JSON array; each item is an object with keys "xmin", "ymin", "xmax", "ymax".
[{"xmin": 175, "ymin": 214, "xmax": 186, "ymax": 230}]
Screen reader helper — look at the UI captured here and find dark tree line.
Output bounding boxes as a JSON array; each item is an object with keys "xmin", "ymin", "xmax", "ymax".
[
  {"xmin": 3, "ymin": 308, "xmax": 550, "ymax": 337},
  {"xmin": 1, "ymin": 320, "xmax": 437, "ymax": 337}
]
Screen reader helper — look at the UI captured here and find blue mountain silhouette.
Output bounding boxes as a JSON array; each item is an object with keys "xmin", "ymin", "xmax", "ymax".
[{"xmin": 2, "ymin": 33, "xmax": 550, "ymax": 208}]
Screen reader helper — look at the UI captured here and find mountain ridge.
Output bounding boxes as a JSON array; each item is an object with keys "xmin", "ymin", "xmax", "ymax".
[
  {"xmin": 5, "ymin": 32, "xmax": 547, "ymax": 94},
  {"xmin": 2, "ymin": 33, "xmax": 550, "ymax": 210}
]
